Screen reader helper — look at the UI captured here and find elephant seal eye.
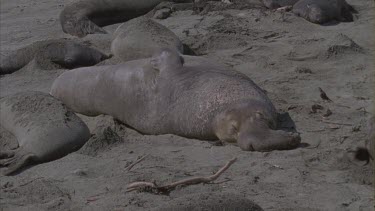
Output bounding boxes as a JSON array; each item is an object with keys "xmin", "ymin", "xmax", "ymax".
[{"xmin": 255, "ymin": 111, "xmax": 264, "ymax": 119}]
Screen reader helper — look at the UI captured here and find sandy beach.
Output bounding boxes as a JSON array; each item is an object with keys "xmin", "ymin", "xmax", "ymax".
[{"xmin": 0, "ymin": 0, "xmax": 374, "ymax": 210}]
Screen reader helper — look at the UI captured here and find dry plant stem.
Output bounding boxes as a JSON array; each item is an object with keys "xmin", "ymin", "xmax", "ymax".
[
  {"xmin": 126, "ymin": 157, "xmax": 237, "ymax": 193},
  {"xmin": 126, "ymin": 154, "xmax": 149, "ymax": 171},
  {"xmin": 276, "ymin": 6, "xmax": 292, "ymax": 12},
  {"xmin": 322, "ymin": 120, "xmax": 352, "ymax": 126},
  {"xmin": 305, "ymin": 139, "xmax": 322, "ymax": 149},
  {"xmin": 127, "ymin": 181, "xmax": 156, "ymax": 189}
]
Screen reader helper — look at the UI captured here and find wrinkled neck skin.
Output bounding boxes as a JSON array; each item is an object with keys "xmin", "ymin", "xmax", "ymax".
[
  {"xmin": 212, "ymin": 101, "xmax": 277, "ymax": 139},
  {"xmin": 158, "ymin": 62, "xmax": 183, "ymax": 75}
]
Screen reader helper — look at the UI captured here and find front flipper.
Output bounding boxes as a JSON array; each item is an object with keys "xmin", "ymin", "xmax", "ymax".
[
  {"xmin": 0, "ymin": 150, "xmax": 15, "ymax": 159},
  {"xmin": 0, "ymin": 149, "xmax": 36, "ymax": 176},
  {"xmin": 237, "ymin": 124, "xmax": 301, "ymax": 151}
]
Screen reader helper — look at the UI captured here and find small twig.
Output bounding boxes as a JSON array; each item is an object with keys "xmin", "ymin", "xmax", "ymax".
[
  {"xmin": 336, "ymin": 104, "xmax": 351, "ymax": 109},
  {"xmin": 126, "ymin": 157, "xmax": 237, "ymax": 194},
  {"xmin": 126, "ymin": 154, "xmax": 149, "ymax": 171},
  {"xmin": 287, "ymin": 54, "xmax": 318, "ymax": 61},
  {"xmin": 306, "ymin": 129, "xmax": 325, "ymax": 132},
  {"xmin": 19, "ymin": 177, "xmax": 44, "ymax": 187},
  {"xmin": 322, "ymin": 120, "xmax": 352, "ymax": 126},
  {"xmin": 86, "ymin": 198, "xmax": 99, "ymax": 203},
  {"xmin": 275, "ymin": 5, "xmax": 292, "ymax": 12},
  {"xmin": 126, "ymin": 181, "xmax": 157, "ymax": 192},
  {"xmin": 305, "ymin": 139, "xmax": 322, "ymax": 149},
  {"xmin": 210, "ymin": 178, "xmax": 232, "ymax": 184}
]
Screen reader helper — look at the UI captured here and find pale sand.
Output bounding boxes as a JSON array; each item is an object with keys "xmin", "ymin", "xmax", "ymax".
[{"xmin": 0, "ymin": 0, "xmax": 374, "ymax": 210}]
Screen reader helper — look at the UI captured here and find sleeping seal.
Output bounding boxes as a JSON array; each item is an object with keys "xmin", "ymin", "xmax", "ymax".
[
  {"xmin": 261, "ymin": 0, "xmax": 298, "ymax": 9},
  {"xmin": 292, "ymin": 0, "xmax": 356, "ymax": 24},
  {"xmin": 0, "ymin": 91, "xmax": 90, "ymax": 175},
  {"xmin": 51, "ymin": 49, "xmax": 301, "ymax": 151},
  {"xmin": 59, "ymin": 0, "xmax": 192, "ymax": 37},
  {"xmin": 0, "ymin": 39, "xmax": 109, "ymax": 75},
  {"xmin": 111, "ymin": 17, "xmax": 183, "ymax": 62},
  {"xmin": 260, "ymin": 0, "xmax": 356, "ymax": 24}
]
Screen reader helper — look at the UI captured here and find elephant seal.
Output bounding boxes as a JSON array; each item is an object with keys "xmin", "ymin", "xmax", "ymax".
[
  {"xmin": 261, "ymin": 0, "xmax": 298, "ymax": 9},
  {"xmin": 0, "ymin": 39, "xmax": 109, "ymax": 75},
  {"xmin": 51, "ymin": 48, "xmax": 301, "ymax": 151},
  {"xmin": 111, "ymin": 17, "xmax": 183, "ymax": 62},
  {"xmin": 0, "ymin": 91, "xmax": 90, "ymax": 175},
  {"xmin": 292, "ymin": 0, "xmax": 356, "ymax": 24},
  {"xmin": 59, "ymin": 0, "xmax": 192, "ymax": 37},
  {"xmin": 152, "ymin": 192, "xmax": 263, "ymax": 211}
]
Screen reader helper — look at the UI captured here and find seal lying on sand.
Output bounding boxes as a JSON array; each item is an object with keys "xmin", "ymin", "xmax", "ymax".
[
  {"xmin": 261, "ymin": 0, "xmax": 355, "ymax": 24},
  {"xmin": 60, "ymin": 0, "xmax": 192, "ymax": 37},
  {"xmin": 111, "ymin": 17, "xmax": 183, "ymax": 62},
  {"xmin": 0, "ymin": 39, "xmax": 109, "ymax": 75},
  {"xmin": 292, "ymin": 0, "xmax": 356, "ymax": 24},
  {"xmin": 261, "ymin": 0, "xmax": 298, "ymax": 9},
  {"xmin": 51, "ymin": 49, "xmax": 300, "ymax": 151},
  {"xmin": 0, "ymin": 91, "xmax": 90, "ymax": 175}
]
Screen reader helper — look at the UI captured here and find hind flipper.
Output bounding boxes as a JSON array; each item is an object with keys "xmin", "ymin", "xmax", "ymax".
[
  {"xmin": 0, "ymin": 150, "xmax": 15, "ymax": 159},
  {"xmin": 60, "ymin": 15, "xmax": 107, "ymax": 37},
  {"xmin": 0, "ymin": 45, "xmax": 36, "ymax": 75},
  {"xmin": 0, "ymin": 152, "xmax": 36, "ymax": 176}
]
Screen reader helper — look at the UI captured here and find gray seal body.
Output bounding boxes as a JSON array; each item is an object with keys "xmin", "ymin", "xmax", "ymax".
[
  {"xmin": 0, "ymin": 39, "xmax": 109, "ymax": 75},
  {"xmin": 60, "ymin": 0, "xmax": 169, "ymax": 37},
  {"xmin": 0, "ymin": 91, "xmax": 90, "ymax": 175},
  {"xmin": 292, "ymin": 0, "xmax": 356, "ymax": 24},
  {"xmin": 111, "ymin": 17, "xmax": 183, "ymax": 62},
  {"xmin": 51, "ymin": 49, "xmax": 300, "ymax": 151}
]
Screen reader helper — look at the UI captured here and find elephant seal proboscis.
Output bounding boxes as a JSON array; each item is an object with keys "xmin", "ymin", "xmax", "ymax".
[
  {"xmin": 0, "ymin": 91, "xmax": 90, "ymax": 175},
  {"xmin": 59, "ymin": 0, "xmax": 193, "ymax": 37},
  {"xmin": 0, "ymin": 39, "xmax": 110, "ymax": 75},
  {"xmin": 111, "ymin": 17, "xmax": 183, "ymax": 62},
  {"xmin": 292, "ymin": 0, "xmax": 356, "ymax": 24},
  {"xmin": 51, "ymin": 49, "xmax": 301, "ymax": 151}
]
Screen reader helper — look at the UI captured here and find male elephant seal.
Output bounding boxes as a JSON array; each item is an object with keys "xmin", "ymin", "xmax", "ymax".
[
  {"xmin": 51, "ymin": 49, "xmax": 301, "ymax": 151},
  {"xmin": 0, "ymin": 91, "xmax": 90, "ymax": 175},
  {"xmin": 292, "ymin": 0, "xmax": 356, "ymax": 24},
  {"xmin": 60, "ymin": 0, "xmax": 192, "ymax": 37},
  {"xmin": 111, "ymin": 17, "xmax": 183, "ymax": 62},
  {"xmin": 0, "ymin": 39, "xmax": 109, "ymax": 75}
]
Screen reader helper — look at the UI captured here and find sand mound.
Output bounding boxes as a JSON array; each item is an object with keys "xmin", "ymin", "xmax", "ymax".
[{"xmin": 152, "ymin": 192, "xmax": 263, "ymax": 211}]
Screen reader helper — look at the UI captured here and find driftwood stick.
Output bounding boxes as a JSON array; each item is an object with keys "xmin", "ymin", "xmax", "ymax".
[
  {"xmin": 126, "ymin": 154, "xmax": 149, "ymax": 171},
  {"xmin": 126, "ymin": 157, "xmax": 237, "ymax": 194},
  {"xmin": 322, "ymin": 120, "xmax": 352, "ymax": 126}
]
